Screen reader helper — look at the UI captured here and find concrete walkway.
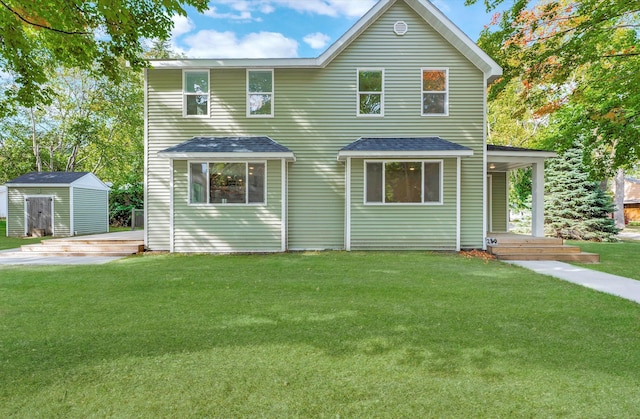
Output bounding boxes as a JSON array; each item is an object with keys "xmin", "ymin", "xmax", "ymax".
[{"xmin": 508, "ymin": 260, "xmax": 640, "ymax": 304}]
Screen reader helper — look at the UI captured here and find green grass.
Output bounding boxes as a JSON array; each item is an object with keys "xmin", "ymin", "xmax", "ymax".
[
  {"xmin": 0, "ymin": 219, "xmax": 52, "ymax": 250},
  {"xmin": 2, "ymin": 252, "xmax": 640, "ymax": 417},
  {"xmin": 568, "ymin": 239, "xmax": 640, "ymax": 280},
  {"xmin": 623, "ymin": 224, "xmax": 640, "ymax": 233}
]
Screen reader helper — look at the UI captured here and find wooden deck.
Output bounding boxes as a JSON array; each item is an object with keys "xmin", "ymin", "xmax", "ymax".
[
  {"xmin": 486, "ymin": 233, "xmax": 599, "ymax": 263},
  {"xmin": 0, "ymin": 230, "xmax": 144, "ymax": 258}
]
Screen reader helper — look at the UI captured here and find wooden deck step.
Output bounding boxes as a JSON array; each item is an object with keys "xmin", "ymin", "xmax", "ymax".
[
  {"xmin": 20, "ymin": 244, "xmax": 142, "ymax": 255},
  {"xmin": 487, "ymin": 245, "xmax": 581, "ymax": 255},
  {"xmin": 486, "ymin": 234, "xmax": 599, "ymax": 263}
]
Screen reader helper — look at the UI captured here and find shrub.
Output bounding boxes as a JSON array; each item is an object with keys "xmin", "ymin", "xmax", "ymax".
[{"xmin": 109, "ymin": 182, "xmax": 143, "ymax": 227}]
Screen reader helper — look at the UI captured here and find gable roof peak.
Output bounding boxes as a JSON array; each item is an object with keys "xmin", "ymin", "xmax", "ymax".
[{"xmin": 150, "ymin": 0, "xmax": 501, "ymax": 83}]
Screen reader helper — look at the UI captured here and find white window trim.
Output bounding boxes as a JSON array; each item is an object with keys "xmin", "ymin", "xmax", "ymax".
[
  {"xmin": 364, "ymin": 159, "xmax": 444, "ymax": 205},
  {"xmin": 247, "ymin": 69, "xmax": 274, "ymax": 118},
  {"xmin": 187, "ymin": 160, "xmax": 268, "ymax": 206},
  {"xmin": 183, "ymin": 69, "xmax": 210, "ymax": 118},
  {"xmin": 357, "ymin": 68, "xmax": 384, "ymax": 117},
  {"xmin": 421, "ymin": 67, "xmax": 449, "ymax": 117}
]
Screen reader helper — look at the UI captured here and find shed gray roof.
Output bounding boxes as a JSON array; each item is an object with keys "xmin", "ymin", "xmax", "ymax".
[
  {"xmin": 337, "ymin": 137, "xmax": 473, "ymax": 160},
  {"xmin": 6, "ymin": 171, "xmax": 89, "ymax": 184},
  {"xmin": 158, "ymin": 137, "xmax": 296, "ymax": 161}
]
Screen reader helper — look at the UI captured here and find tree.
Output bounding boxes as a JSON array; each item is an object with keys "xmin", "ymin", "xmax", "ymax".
[
  {"xmin": 0, "ymin": 64, "xmax": 143, "ymax": 185},
  {"xmin": 472, "ymin": 0, "xmax": 640, "ymax": 169},
  {"xmin": 0, "ymin": 0, "xmax": 207, "ymax": 110},
  {"xmin": 545, "ymin": 144, "xmax": 619, "ymax": 241}
]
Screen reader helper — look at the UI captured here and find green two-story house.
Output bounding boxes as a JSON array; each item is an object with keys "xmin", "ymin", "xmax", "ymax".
[{"xmin": 144, "ymin": 0, "xmax": 552, "ymax": 253}]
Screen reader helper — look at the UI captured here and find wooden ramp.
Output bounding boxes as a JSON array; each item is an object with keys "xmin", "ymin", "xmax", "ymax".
[{"xmin": 486, "ymin": 233, "xmax": 599, "ymax": 263}]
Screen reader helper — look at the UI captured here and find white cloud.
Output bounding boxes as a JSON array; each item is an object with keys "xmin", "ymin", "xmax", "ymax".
[
  {"xmin": 181, "ymin": 30, "xmax": 298, "ymax": 58},
  {"xmin": 171, "ymin": 14, "xmax": 195, "ymax": 38},
  {"xmin": 203, "ymin": 6, "xmax": 253, "ymax": 20},
  {"xmin": 303, "ymin": 32, "xmax": 331, "ymax": 49},
  {"xmin": 270, "ymin": 0, "xmax": 376, "ymax": 17},
  {"xmin": 204, "ymin": 0, "xmax": 376, "ymax": 19}
]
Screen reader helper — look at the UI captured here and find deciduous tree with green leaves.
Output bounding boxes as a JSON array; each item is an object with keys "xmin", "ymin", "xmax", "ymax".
[{"xmin": 0, "ymin": 0, "xmax": 207, "ymax": 111}]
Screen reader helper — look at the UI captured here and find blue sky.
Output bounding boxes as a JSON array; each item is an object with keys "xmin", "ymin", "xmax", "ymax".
[{"xmin": 170, "ymin": 0, "xmax": 498, "ymax": 58}]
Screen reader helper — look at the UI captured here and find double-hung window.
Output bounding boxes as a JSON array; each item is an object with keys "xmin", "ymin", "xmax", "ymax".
[
  {"xmin": 357, "ymin": 69, "xmax": 384, "ymax": 116},
  {"xmin": 183, "ymin": 70, "xmax": 209, "ymax": 117},
  {"xmin": 421, "ymin": 68, "xmax": 448, "ymax": 116},
  {"xmin": 247, "ymin": 69, "xmax": 274, "ymax": 117},
  {"xmin": 365, "ymin": 160, "xmax": 442, "ymax": 204},
  {"xmin": 189, "ymin": 162, "xmax": 266, "ymax": 204}
]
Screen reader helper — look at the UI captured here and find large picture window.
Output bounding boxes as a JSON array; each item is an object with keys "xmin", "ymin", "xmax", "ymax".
[
  {"xmin": 189, "ymin": 162, "xmax": 266, "ymax": 204},
  {"xmin": 421, "ymin": 68, "xmax": 448, "ymax": 116},
  {"xmin": 357, "ymin": 69, "xmax": 384, "ymax": 116},
  {"xmin": 247, "ymin": 70, "xmax": 274, "ymax": 117},
  {"xmin": 365, "ymin": 161, "xmax": 442, "ymax": 204},
  {"xmin": 183, "ymin": 70, "xmax": 209, "ymax": 116}
]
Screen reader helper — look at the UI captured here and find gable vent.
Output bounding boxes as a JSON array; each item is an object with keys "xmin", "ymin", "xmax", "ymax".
[{"xmin": 393, "ymin": 21, "xmax": 408, "ymax": 36}]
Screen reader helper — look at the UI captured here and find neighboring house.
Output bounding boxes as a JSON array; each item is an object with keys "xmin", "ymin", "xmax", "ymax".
[
  {"xmin": 145, "ymin": 0, "xmax": 555, "ymax": 253},
  {"xmin": 624, "ymin": 177, "xmax": 640, "ymax": 222},
  {"xmin": 5, "ymin": 172, "xmax": 110, "ymax": 237},
  {"xmin": 0, "ymin": 185, "xmax": 7, "ymax": 218}
]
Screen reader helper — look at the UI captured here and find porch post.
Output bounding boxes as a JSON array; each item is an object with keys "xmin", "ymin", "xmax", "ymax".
[{"xmin": 531, "ymin": 162, "xmax": 545, "ymax": 237}]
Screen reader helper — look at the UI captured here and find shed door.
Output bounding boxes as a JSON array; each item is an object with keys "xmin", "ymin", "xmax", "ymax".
[{"xmin": 27, "ymin": 197, "xmax": 53, "ymax": 236}]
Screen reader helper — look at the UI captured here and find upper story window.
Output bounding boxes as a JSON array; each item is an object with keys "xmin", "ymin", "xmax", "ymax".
[
  {"xmin": 357, "ymin": 69, "xmax": 384, "ymax": 116},
  {"xmin": 421, "ymin": 68, "xmax": 448, "ymax": 116},
  {"xmin": 190, "ymin": 162, "xmax": 266, "ymax": 205},
  {"xmin": 183, "ymin": 70, "xmax": 209, "ymax": 117},
  {"xmin": 247, "ymin": 70, "xmax": 274, "ymax": 117},
  {"xmin": 365, "ymin": 160, "xmax": 442, "ymax": 204}
]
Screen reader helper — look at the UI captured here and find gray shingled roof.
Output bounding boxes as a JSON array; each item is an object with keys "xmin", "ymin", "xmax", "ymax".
[
  {"xmin": 6, "ymin": 171, "xmax": 89, "ymax": 184},
  {"xmin": 341, "ymin": 137, "xmax": 471, "ymax": 152},
  {"xmin": 160, "ymin": 136, "xmax": 293, "ymax": 154}
]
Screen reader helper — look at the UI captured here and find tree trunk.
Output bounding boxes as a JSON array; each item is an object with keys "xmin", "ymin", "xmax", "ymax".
[
  {"xmin": 30, "ymin": 108, "xmax": 42, "ymax": 172},
  {"xmin": 614, "ymin": 168, "xmax": 626, "ymax": 229}
]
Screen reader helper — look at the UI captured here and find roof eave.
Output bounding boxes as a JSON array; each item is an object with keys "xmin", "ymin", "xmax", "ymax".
[
  {"xmin": 337, "ymin": 149, "xmax": 474, "ymax": 161},
  {"xmin": 405, "ymin": 0, "xmax": 502, "ymax": 82},
  {"xmin": 157, "ymin": 151, "xmax": 296, "ymax": 162},
  {"xmin": 487, "ymin": 150, "xmax": 557, "ymax": 159},
  {"xmin": 149, "ymin": 57, "xmax": 321, "ymax": 69}
]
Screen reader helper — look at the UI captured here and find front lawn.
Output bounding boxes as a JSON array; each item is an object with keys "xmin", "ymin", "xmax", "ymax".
[
  {"xmin": 569, "ymin": 239, "xmax": 640, "ymax": 280},
  {"xmin": 2, "ymin": 252, "xmax": 640, "ymax": 417}
]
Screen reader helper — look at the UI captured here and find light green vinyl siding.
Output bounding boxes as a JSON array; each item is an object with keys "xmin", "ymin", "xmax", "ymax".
[
  {"xmin": 6, "ymin": 187, "xmax": 70, "ymax": 237},
  {"xmin": 172, "ymin": 160, "xmax": 283, "ymax": 252},
  {"xmin": 350, "ymin": 159, "xmax": 458, "ymax": 250},
  {"xmin": 145, "ymin": 1, "xmax": 486, "ymax": 250},
  {"xmin": 73, "ymin": 188, "xmax": 108, "ymax": 235},
  {"xmin": 490, "ymin": 172, "xmax": 508, "ymax": 232}
]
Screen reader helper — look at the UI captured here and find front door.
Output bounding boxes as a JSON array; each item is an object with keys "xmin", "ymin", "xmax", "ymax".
[{"xmin": 26, "ymin": 196, "xmax": 53, "ymax": 236}]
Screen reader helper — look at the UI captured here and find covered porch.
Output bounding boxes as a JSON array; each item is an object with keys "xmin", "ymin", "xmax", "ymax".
[{"xmin": 486, "ymin": 145, "xmax": 556, "ymax": 238}]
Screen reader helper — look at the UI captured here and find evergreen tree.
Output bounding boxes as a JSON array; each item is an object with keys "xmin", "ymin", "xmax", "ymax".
[{"xmin": 545, "ymin": 145, "xmax": 619, "ymax": 241}]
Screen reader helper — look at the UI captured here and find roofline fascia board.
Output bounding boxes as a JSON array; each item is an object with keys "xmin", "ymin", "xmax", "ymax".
[
  {"xmin": 405, "ymin": 0, "xmax": 502, "ymax": 82},
  {"xmin": 149, "ymin": 58, "xmax": 321, "ymax": 69},
  {"xmin": 8, "ymin": 183, "xmax": 76, "ymax": 188},
  {"xmin": 487, "ymin": 151, "xmax": 557, "ymax": 159},
  {"xmin": 337, "ymin": 149, "xmax": 474, "ymax": 161},
  {"xmin": 316, "ymin": 0, "xmax": 395, "ymax": 67},
  {"xmin": 157, "ymin": 151, "xmax": 296, "ymax": 162}
]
